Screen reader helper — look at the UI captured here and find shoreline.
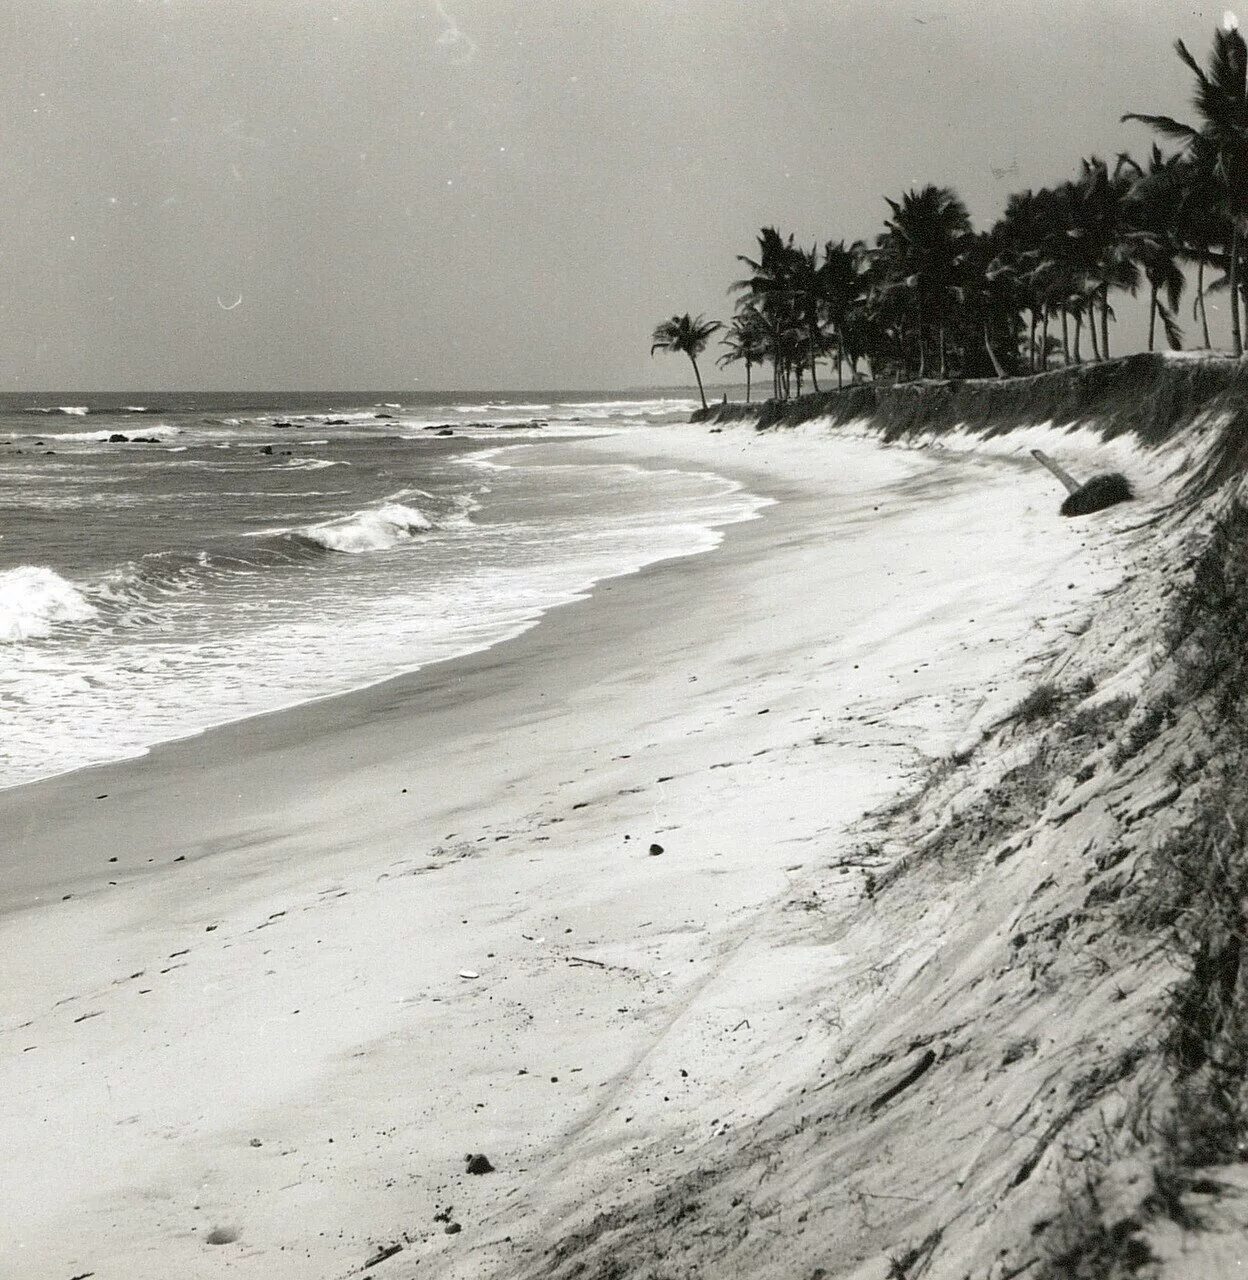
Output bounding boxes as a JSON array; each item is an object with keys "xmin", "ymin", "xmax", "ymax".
[
  {"xmin": 0, "ymin": 423, "xmax": 1126, "ymax": 1279},
  {"xmin": 0, "ymin": 429, "xmax": 739, "ymax": 796},
  {"xmin": 0, "ymin": 432, "xmax": 777, "ymax": 913}
]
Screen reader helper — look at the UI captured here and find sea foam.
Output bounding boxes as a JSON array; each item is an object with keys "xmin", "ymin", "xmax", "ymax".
[
  {"xmin": 0, "ymin": 566, "xmax": 97, "ymax": 642},
  {"xmin": 297, "ymin": 502, "xmax": 434, "ymax": 553}
]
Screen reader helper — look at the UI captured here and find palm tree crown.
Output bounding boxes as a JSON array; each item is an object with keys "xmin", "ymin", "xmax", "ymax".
[{"xmin": 1124, "ymin": 24, "xmax": 1248, "ymax": 355}]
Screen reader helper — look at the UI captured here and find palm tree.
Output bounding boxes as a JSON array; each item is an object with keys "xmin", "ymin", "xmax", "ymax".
[
  {"xmin": 650, "ymin": 313, "xmax": 722, "ymax": 409},
  {"xmin": 876, "ymin": 185, "xmax": 973, "ymax": 378},
  {"xmin": 1068, "ymin": 155, "xmax": 1148, "ymax": 361},
  {"xmin": 1124, "ymin": 20, "xmax": 1248, "ymax": 356},
  {"xmin": 818, "ymin": 240, "xmax": 868, "ymax": 387},
  {"xmin": 716, "ymin": 311, "xmax": 767, "ymax": 403},
  {"xmin": 789, "ymin": 245, "xmax": 829, "ymax": 393},
  {"xmin": 1128, "ymin": 145, "xmax": 1187, "ymax": 350},
  {"xmin": 1173, "ymin": 156, "xmax": 1225, "ymax": 348},
  {"xmin": 732, "ymin": 228, "xmax": 805, "ymax": 398}
]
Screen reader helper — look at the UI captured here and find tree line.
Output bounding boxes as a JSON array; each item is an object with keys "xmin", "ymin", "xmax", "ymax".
[{"xmin": 652, "ymin": 22, "xmax": 1248, "ymax": 408}]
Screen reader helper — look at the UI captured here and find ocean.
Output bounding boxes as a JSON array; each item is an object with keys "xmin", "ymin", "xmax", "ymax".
[{"xmin": 0, "ymin": 391, "xmax": 764, "ymax": 789}]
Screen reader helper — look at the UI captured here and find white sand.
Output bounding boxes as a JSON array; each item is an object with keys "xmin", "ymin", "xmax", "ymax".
[{"xmin": 0, "ymin": 422, "xmax": 1136, "ymax": 1278}]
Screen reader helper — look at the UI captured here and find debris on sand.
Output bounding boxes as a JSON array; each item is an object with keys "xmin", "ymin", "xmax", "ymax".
[
  {"xmin": 1030, "ymin": 448, "xmax": 1133, "ymax": 516},
  {"xmin": 1060, "ymin": 472, "xmax": 1134, "ymax": 516},
  {"xmin": 465, "ymin": 1153, "xmax": 495, "ymax": 1174},
  {"xmin": 649, "ymin": 843, "xmax": 664, "ymax": 856},
  {"xmin": 362, "ymin": 1242, "xmax": 404, "ymax": 1269}
]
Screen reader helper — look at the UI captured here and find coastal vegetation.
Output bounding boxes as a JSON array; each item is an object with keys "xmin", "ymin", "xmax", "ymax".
[
  {"xmin": 649, "ymin": 313, "xmax": 722, "ymax": 409},
  {"xmin": 658, "ymin": 19, "xmax": 1248, "ymax": 395}
]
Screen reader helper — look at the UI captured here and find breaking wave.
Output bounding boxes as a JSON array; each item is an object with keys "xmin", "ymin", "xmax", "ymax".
[
  {"xmin": 0, "ymin": 566, "xmax": 98, "ymax": 642},
  {"xmin": 293, "ymin": 501, "xmax": 435, "ymax": 553}
]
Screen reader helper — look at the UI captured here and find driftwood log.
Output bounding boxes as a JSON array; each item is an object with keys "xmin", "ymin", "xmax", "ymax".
[{"xmin": 1030, "ymin": 449, "xmax": 1133, "ymax": 516}]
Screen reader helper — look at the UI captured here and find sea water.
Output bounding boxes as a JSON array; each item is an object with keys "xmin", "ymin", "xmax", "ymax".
[{"xmin": 0, "ymin": 392, "xmax": 764, "ymax": 788}]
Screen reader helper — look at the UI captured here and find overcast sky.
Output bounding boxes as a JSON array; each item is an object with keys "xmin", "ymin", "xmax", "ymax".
[{"xmin": 0, "ymin": 0, "xmax": 1231, "ymax": 391}]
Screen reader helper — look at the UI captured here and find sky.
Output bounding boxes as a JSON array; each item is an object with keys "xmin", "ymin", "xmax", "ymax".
[{"xmin": 0, "ymin": 0, "xmax": 1234, "ymax": 391}]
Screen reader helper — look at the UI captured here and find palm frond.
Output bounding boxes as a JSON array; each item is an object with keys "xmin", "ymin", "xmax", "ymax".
[{"xmin": 1121, "ymin": 112, "xmax": 1200, "ymax": 145}]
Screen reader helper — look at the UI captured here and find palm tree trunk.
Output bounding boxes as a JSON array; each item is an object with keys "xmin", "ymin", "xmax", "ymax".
[
  {"xmin": 1232, "ymin": 222, "xmax": 1243, "ymax": 358},
  {"xmin": 983, "ymin": 321, "xmax": 1006, "ymax": 378},
  {"xmin": 836, "ymin": 336, "xmax": 844, "ymax": 390},
  {"xmin": 689, "ymin": 354, "xmax": 708, "ymax": 410},
  {"xmin": 915, "ymin": 301, "xmax": 926, "ymax": 379},
  {"xmin": 1073, "ymin": 310, "xmax": 1083, "ymax": 364},
  {"xmin": 1061, "ymin": 311, "xmax": 1070, "ymax": 366},
  {"xmin": 1148, "ymin": 282, "xmax": 1157, "ymax": 353},
  {"xmin": 1028, "ymin": 311, "xmax": 1038, "ymax": 373},
  {"xmin": 1198, "ymin": 258, "xmax": 1212, "ymax": 350},
  {"xmin": 1088, "ymin": 302, "xmax": 1101, "ymax": 362},
  {"xmin": 938, "ymin": 326, "xmax": 947, "ymax": 378},
  {"xmin": 1040, "ymin": 306, "xmax": 1049, "ymax": 372},
  {"xmin": 809, "ymin": 341, "xmax": 820, "ymax": 394},
  {"xmin": 1100, "ymin": 286, "xmax": 1110, "ymax": 361}
]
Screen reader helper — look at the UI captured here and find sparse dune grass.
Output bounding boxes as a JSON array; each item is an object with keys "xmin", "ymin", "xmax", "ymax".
[{"xmin": 1125, "ymin": 501, "xmax": 1248, "ymax": 1170}]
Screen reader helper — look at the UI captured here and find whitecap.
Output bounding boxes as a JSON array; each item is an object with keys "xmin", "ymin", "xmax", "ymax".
[
  {"xmin": 0, "ymin": 566, "xmax": 97, "ymax": 642},
  {"xmin": 297, "ymin": 501, "xmax": 434, "ymax": 553}
]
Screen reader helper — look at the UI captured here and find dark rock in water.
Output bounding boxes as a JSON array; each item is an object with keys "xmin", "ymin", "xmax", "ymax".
[
  {"xmin": 132, "ymin": 436, "xmax": 159, "ymax": 443},
  {"xmin": 649, "ymin": 843, "xmax": 664, "ymax": 856},
  {"xmin": 259, "ymin": 445, "xmax": 273, "ymax": 455},
  {"xmin": 273, "ymin": 421, "xmax": 292, "ymax": 428},
  {"xmin": 325, "ymin": 417, "xmax": 350, "ymax": 425},
  {"xmin": 465, "ymin": 1153, "xmax": 494, "ymax": 1174},
  {"xmin": 1060, "ymin": 472, "xmax": 1133, "ymax": 517},
  {"xmin": 436, "ymin": 428, "xmax": 454, "ymax": 436},
  {"xmin": 375, "ymin": 413, "xmax": 393, "ymax": 420},
  {"xmin": 108, "ymin": 433, "xmax": 129, "ymax": 443}
]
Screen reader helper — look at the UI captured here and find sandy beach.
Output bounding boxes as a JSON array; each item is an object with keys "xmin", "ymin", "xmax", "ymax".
[{"xmin": 0, "ymin": 422, "xmax": 1132, "ymax": 1279}]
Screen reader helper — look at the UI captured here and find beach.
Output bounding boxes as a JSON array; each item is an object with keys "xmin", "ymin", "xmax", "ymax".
[{"xmin": 0, "ymin": 422, "xmax": 1126, "ymax": 1279}]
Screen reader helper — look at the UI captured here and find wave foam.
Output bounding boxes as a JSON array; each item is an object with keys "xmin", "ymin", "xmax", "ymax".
[
  {"xmin": 0, "ymin": 566, "xmax": 97, "ymax": 642},
  {"xmin": 280, "ymin": 457, "xmax": 347, "ymax": 470},
  {"xmin": 297, "ymin": 502, "xmax": 434, "ymax": 553}
]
